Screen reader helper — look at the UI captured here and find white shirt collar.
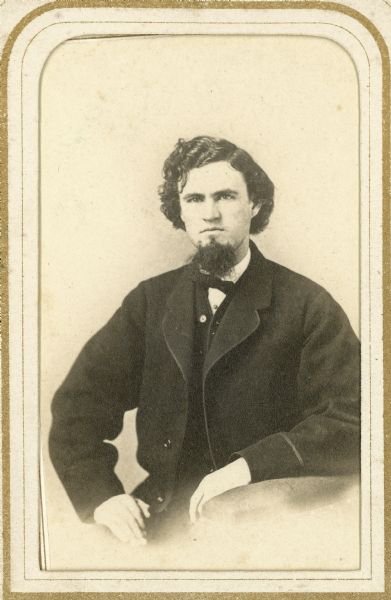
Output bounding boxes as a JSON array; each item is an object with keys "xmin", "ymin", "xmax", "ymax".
[{"xmin": 223, "ymin": 247, "xmax": 251, "ymax": 283}]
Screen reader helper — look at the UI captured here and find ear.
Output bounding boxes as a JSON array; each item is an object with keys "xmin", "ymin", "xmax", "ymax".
[
  {"xmin": 250, "ymin": 200, "xmax": 261, "ymax": 218},
  {"xmin": 177, "ymin": 200, "xmax": 186, "ymax": 230},
  {"xmin": 178, "ymin": 196, "xmax": 184, "ymax": 218}
]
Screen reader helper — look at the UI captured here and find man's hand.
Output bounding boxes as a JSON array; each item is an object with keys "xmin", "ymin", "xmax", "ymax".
[
  {"xmin": 189, "ymin": 458, "xmax": 251, "ymax": 523},
  {"xmin": 93, "ymin": 494, "xmax": 150, "ymax": 544}
]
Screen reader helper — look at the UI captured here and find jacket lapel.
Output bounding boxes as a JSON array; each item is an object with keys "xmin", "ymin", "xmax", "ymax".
[
  {"xmin": 162, "ymin": 243, "xmax": 273, "ymax": 383},
  {"xmin": 162, "ymin": 267, "xmax": 195, "ymax": 384},
  {"xmin": 203, "ymin": 243, "xmax": 273, "ymax": 378}
]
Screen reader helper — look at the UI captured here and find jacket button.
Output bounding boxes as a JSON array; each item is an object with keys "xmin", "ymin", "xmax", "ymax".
[
  {"xmin": 199, "ymin": 314, "xmax": 207, "ymax": 323},
  {"xmin": 163, "ymin": 439, "xmax": 172, "ymax": 449},
  {"xmin": 156, "ymin": 495, "xmax": 164, "ymax": 503}
]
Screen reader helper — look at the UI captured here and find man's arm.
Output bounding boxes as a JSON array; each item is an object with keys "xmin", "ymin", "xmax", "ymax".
[
  {"xmin": 236, "ymin": 289, "xmax": 360, "ymax": 481},
  {"xmin": 190, "ymin": 289, "xmax": 360, "ymax": 519},
  {"xmin": 49, "ymin": 283, "xmax": 146, "ymax": 523}
]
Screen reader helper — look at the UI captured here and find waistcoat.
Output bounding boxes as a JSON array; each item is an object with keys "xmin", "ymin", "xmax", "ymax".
[{"xmin": 174, "ymin": 282, "xmax": 235, "ymax": 494}]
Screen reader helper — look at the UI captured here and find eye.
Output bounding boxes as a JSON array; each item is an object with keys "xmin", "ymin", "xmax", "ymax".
[
  {"xmin": 184, "ymin": 195, "xmax": 203, "ymax": 203},
  {"xmin": 218, "ymin": 192, "xmax": 236, "ymax": 201}
]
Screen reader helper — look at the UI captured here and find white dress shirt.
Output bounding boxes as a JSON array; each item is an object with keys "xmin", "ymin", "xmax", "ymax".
[{"xmin": 208, "ymin": 248, "xmax": 251, "ymax": 314}]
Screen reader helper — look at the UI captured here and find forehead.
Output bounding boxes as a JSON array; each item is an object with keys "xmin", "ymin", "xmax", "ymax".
[{"xmin": 181, "ymin": 161, "xmax": 247, "ymax": 195}]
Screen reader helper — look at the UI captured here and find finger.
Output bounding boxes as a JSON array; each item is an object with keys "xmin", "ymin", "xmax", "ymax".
[
  {"xmin": 123, "ymin": 498, "xmax": 146, "ymax": 531},
  {"xmin": 197, "ymin": 494, "xmax": 208, "ymax": 519},
  {"xmin": 196, "ymin": 484, "xmax": 214, "ymax": 519},
  {"xmin": 112, "ymin": 516, "xmax": 146, "ymax": 545},
  {"xmin": 117, "ymin": 521, "xmax": 147, "ymax": 546},
  {"xmin": 126, "ymin": 517, "xmax": 147, "ymax": 544},
  {"xmin": 136, "ymin": 499, "xmax": 151, "ymax": 519},
  {"xmin": 189, "ymin": 488, "xmax": 204, "ymax": 524},
  {"xmin": 107, "ymin": 519, "xmax": 132, "ymax": 543},
  {"xmin": 119, "ymin": 506, "xmax": 145, "ymax": 540}
]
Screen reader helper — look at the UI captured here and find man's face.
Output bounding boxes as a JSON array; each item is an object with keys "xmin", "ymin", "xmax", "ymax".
[{"xmin": 179, "ymin": 161, "xmax": 260, "ymax": 262}]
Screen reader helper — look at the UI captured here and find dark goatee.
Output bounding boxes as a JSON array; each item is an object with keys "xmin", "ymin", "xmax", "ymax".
[{"xmin": 190, "ymin": 240, "xmax": 237, "ymax": 278}]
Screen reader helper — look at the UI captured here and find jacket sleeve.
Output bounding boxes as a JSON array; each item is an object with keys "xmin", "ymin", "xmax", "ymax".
[
  {"xmin": 48, "ymin": 283, "xmax": 146, "ymax": 522},
  {"xmin": 235, "ymin": 289, "xmax": 360, "ymax": 482}
]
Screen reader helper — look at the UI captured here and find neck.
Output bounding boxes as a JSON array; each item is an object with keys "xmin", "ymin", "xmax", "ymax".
[{"xmin": 233, "ymin": 239, "xmax": 250, "ymax": 265}]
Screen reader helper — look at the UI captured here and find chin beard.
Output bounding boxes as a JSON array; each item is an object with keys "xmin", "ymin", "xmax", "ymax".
[{"xmin": 190, "ymin": 240, "xmax": 237, "ymax": 278}]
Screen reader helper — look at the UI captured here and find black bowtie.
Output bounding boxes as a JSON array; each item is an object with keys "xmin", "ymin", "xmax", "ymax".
[{"xmin": 196, "ymin": 272, "xmax": 236, "ymax": 295}]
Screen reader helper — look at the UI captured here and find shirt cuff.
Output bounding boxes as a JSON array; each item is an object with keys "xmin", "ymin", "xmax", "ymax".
[{"xmin": 62, "ymin": 466, "xmax": 125, "ymax": 523}]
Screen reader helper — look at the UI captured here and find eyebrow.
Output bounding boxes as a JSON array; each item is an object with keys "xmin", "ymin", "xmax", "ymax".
[
  {"xmin": 182, "ymin": 192, "xmax": 204, "ymax": 200},
  {"xmin": 182, "ymin": 188, "xmax": 239, "ymax": 200},
  {"xmin": 213, "ymin": 188, "xmax": 238, "ymax": 198}
]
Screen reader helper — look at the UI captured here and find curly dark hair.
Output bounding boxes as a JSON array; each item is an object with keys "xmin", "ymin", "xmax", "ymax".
[{"xmin": 159, "ymin": 136, "xmax": 274, "ymax": 234}]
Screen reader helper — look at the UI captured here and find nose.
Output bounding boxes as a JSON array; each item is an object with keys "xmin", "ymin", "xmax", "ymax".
[{"xmin": 202, "ymin": 198, "xmax": 220, "ymax": 221}]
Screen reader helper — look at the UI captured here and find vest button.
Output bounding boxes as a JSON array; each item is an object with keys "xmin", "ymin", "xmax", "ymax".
[
  {"xmin": 156, "ymin": 495, "xmax": 164, "ymax": 503},
  {"xmin": 163, "ymin": 439, "xmax": 172, "ymax": 449},
  {"xmin": 199, "ymin": 314, "xmax": 207, "ymax": 323}
]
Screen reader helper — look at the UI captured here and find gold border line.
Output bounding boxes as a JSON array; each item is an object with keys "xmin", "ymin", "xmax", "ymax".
[{"xmin": 0, "ymin": 1, "xmax": 389, "ymax": 598}]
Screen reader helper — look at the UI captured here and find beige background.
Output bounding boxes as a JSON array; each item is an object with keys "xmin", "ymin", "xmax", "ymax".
[{"xmin": 40, "ymin": 34, "xmax": 360, "ymax": 567}]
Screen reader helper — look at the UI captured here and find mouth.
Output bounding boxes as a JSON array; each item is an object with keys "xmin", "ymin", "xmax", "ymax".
[{"xmin": 200, "ymin": 227, "xmax": 224, "ymax": 233}]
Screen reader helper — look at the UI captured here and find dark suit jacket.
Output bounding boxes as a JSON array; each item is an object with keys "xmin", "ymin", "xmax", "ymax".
[{"xmin": 49, "ymin": 243, "xmax": 360, "ymax": 522}]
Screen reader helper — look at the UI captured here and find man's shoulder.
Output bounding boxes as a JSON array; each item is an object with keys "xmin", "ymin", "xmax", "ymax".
[
  {"xmin": 140, "ymin": 264, "xmax": 188, "ymax": 292},
  {"xmin": 265, "ymin": 257, "xmax": 333, "ymax": 303},
  {"xmin": 121, "ymin": 264, "xmax": 188, "ymax": 307},
  {"xmin": 120, "ymin": 265, "xmax": 188, "ymax": 320}
]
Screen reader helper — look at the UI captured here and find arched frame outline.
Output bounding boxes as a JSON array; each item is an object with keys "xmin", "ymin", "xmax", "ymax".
[{"xmin": 0, "ymin": 1, "xmax": 389, "ymax": 596}]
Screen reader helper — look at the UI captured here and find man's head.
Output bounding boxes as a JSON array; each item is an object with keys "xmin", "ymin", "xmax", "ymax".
[{"xmin": 159, "ymin": 136, "xmax": 274, "ymax": 274}]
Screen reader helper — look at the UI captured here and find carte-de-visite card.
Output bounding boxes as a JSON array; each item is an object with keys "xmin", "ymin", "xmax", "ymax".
[{"xmin": 1, "ymin": 0, "xmax": 390, "ymax": 596}]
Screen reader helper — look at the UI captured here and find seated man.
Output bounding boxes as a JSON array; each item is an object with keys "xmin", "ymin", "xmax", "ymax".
[{"xmin": 49, "ymin": 135, "xmax": 360, "ymax": 545}]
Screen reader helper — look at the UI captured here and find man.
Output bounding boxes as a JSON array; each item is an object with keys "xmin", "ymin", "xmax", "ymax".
[{"xmin": 49, "ymin": 136, "xmax": 360, "ymax": 545}]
